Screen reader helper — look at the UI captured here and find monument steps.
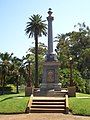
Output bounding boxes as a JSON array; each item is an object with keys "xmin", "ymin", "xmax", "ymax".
[
  {"xmin": 30, "ymin": 97, "xmax": 66, "ymax": 113},
  {"xmin": 31, "ymin": 104, "xmax": 65, "ymax": 108},
  {"xmin": 30, "ymin": 108, "xmax": 65, "ymax": 113},
  {"xmin": 32, "ymin": 101, "xmax": 65, "ymax": 105}
]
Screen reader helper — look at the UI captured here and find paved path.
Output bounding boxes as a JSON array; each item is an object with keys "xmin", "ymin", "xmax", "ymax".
[{"xmin": 0, "ymin": 113, "xmax": 90, "ymax": 120}]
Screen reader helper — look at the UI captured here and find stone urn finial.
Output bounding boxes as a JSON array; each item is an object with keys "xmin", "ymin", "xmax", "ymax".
[{"xmin": 48, "ymin": 8, "xmax": 53, "ymax": 16}]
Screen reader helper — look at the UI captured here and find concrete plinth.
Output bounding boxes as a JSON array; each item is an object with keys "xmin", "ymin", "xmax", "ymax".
[
  {"xmin": 25, "ymin": 87, "xmax": 32, "ymax": 96},
  {"xmin": 33, "ymin": 88, "xmax": 68, "ymax": 97},
  {"xmin": 68, "ymin": 86, "xmax": 76, "ymax": 97}
]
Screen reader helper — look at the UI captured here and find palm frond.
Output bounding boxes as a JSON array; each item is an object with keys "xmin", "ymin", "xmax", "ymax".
[{"xmin": 25, "ymin": 14, "xmax": 47, "ymax": 38}]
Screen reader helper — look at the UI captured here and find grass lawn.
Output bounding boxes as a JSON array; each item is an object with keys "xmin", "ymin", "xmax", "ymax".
[
  {"xmin": 0, "ymin": 92, "xmax": 29, "ymax": 114},
  {"xmin": 69, "ymin": 93, "xmax": 90, "ymax": 116},
  {"xmin": 0, "ymin": 92, "xmax": 90, "ymax": 115},
  {"xmin": 76, "ymin": 92, "xmax": 90, "ymax": 97}
]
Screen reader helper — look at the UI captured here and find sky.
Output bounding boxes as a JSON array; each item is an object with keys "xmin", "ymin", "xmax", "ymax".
[{"xmin": 0, "ymin": 0, "xmax": 90, "ymax": 58}]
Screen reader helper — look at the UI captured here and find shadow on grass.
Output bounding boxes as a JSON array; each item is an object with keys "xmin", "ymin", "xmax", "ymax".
[
  {"xmin": 0, "ymin": 95, "xmax": 26, "ymax": 102},
  {"xmin": 0, "ymin": 112, "xmax": 29, "ymax": 115}
]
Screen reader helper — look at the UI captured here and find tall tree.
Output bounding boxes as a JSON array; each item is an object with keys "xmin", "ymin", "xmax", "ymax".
[
  {"xmin": 11, "ymin": 57, "xmax": 23, "ymax": 93},
  {"xmin": 22, "ymin": 53, "xmax": 35, "ymax": 87},
  {"xmin": 55, "ymin": 23, "xmax": 90, "ymax": 93},
  {"xmin": 26, "ymin": 42, "xmax": 47, "ymax": 85},
  {"xmin": 55, "ymin": 33, "xmax": 72, "ymax": 68},
  {"xmin": 0, "ymin": 52, "xmax": 13, "ymax": 94},
  {"xmin": 25, "ymin": 14, "xmax": 47, "ymax": 87}
]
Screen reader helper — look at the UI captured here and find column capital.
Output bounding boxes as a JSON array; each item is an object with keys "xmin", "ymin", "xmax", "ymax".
[
  {"xmin": 48, "ymin": 8, "xmax": 53, "ymax": 16},
  {"xmin": 47, "ymin": 8, "xmax": 54, "ymax": 21}
]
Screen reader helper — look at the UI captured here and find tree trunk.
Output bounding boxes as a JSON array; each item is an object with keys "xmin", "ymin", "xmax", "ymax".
[
  {"xmin": 16, "ymin": 75, "xmax": 19, "ymax": 93},
  {"xmin": 34, "ymin": 33, "xmax": 38, "ymax": 88},
  {"xmin": 70, "ymin": 60, "xmax": 73, "ymax": 86},
  {"xmin": 28, "ymin": 61, "xmax": 31, "ymax": 87},
  {"xmin": 2, "ymin": 75, "xmax": 5, "ymax": 95}
]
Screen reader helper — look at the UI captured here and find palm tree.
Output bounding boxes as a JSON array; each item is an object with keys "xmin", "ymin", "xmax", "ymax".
[
  {"xmin": 25, "ymin": 14, "xmax": 47, "ymax": 88},
  {"xmin": 11, "ymin": 57, "xmax": 22, "ymax": 93},
  {"xmin": 0, "ymin": 52, "xmax": 13, "ymax": 94}
]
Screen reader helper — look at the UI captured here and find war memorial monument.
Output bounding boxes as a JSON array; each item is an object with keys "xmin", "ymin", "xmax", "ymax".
[
  {"xmin": 34, "ymin": 8, "xmax": 62, "ymax": 96},
  {"xmin": 25, "ymin": 9, "xmax": 69, "ymax": 114}
]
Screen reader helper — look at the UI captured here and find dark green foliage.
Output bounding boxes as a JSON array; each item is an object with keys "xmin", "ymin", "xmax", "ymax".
[
  {"xmin": 23, "ymin": 42, "xmax": 47, "ymax": 86},
  {"xmin": 58, "ymin": 68, "xmax": 85, "ymax": 92},
  {"xmin": 0, "ymin": 52, "xmax": 26, "ymax": 94},
  {"xmin": 56, "ymin": 22, "xmax": 90, "ymax": 93},
  {"xmin": 0, "ymin": 86, "xmax": 12, "ymax": 94}
]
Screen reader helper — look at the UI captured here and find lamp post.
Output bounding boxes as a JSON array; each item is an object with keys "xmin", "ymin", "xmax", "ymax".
[{"xmin": 69, "ymin": 57, "xmax": 73, "ymax": 86}]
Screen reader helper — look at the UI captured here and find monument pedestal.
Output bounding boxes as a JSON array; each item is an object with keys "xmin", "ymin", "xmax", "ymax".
[
  {"xmin": 40, "ymin": 61, "xmax": 61, "ymax": 96},
  {"xmin": 40, "ymin": 83, "xmax": 61, "ymax": 91}
]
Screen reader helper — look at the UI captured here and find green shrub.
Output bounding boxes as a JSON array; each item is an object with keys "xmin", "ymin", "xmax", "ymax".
[{"xmin": 0, "ymin": 86, "xmax": 12, "ymax": 94}]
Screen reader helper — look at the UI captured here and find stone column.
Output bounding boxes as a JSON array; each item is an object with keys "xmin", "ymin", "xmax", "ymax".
[{"xmin": 47, "ymin": 8, "xmax": 54, "ymax": 54}]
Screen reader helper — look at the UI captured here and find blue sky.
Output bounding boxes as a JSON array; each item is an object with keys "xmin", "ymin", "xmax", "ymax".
[{"xmin": 0, "ymin": 0, "xmax": 90, "ymax": 58}]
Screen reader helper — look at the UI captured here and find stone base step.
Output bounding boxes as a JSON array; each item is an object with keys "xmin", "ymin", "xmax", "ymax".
[
  {"xmin": 31, "ymin": 104, "xmax": 65, "ymax": 108},
  {"xmin": 33, "ymin": 89, "xmax": 68, "ymax": 97},
  {"xmin": 33, "ymin": 96, "xmax": 65, "ymax": 100},
  {"xmin": 32, "ymin": 101, "xmax": 65, "ymax": 105},
  {"xmin": 25, "ymin": 93, "xmax": 69, "ymax": 114},
  {"xmin": 30, "ymin": 108, "xmax": 65, "ymax": 113},
  {"xmin": 30, "ymin": 96, "xmax": 66, "ymax": 113}
]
